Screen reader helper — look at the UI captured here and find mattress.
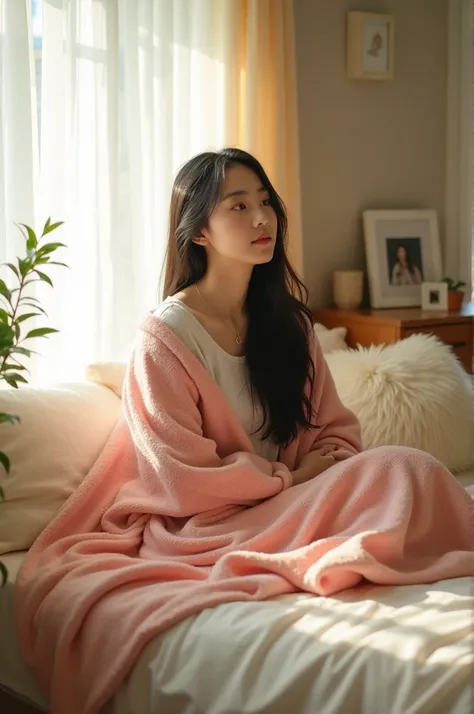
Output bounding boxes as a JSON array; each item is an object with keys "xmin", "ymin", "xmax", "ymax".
[{"xmin": 2, "ymin": 470, "xmax": 474, "ymax": 714}]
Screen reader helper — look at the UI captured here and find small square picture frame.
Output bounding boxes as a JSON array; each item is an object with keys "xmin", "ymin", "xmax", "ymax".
[{"xmin": 421, "ymin": 282, "xmax": 448, "ymax": 311}]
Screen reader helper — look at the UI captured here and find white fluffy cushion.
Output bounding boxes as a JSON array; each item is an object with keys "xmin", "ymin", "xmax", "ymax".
[
  {"xmin": 325, "ymin": 334, "xmax": 474, "ymax": 473},
  {"xmin": 314, "ymin": 323, "xmax": 349, "ymax": 354},
  {"xmin": 0, "ymin": 382, "xmax": 121, "ymax": 554}
]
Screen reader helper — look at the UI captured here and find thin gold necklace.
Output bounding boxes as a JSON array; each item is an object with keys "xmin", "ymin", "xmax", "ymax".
[{"xmin": 195, "ymin": 284, "xmax": 243, "ymax": 345}]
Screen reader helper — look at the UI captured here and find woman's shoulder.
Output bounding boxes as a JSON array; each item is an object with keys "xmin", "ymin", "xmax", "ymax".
[
  {"xmin": 154, "ymin": 294, "xmax": 197, "ymax": 326},
  {"xmin": 152, "ymin": 295, "xmax": 216, "ymax": 361}
]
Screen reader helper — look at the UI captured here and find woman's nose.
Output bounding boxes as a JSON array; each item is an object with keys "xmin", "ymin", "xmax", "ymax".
[{"xmin": 253, "ymin": 208, "xmax": 268, "ymax": 227}]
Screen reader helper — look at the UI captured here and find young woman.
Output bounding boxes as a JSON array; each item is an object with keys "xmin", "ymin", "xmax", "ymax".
[
  {"xmin": 155, "ymin": 147, "xmax": 360, "ymax": 480},
  {"xmin": 390, "ymin": 243, "xmax": 422, "ymax": 286},
  {"xmin": 15, "ymin": 149, "xmax": 474, "ymax": 714}
]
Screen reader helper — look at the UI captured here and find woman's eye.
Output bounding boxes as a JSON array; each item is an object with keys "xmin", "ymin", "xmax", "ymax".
[
  {"xmin": 261, "ymin": 198, "xmax": 271, "ymax": 206},
  {"xmin": 232, "ymin": 202, "xmax": 246, "ymax": 211}
]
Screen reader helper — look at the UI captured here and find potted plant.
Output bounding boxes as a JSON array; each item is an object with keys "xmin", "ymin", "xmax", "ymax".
[
  {"xmin": 441, "ymin": 277, "xmax": 467, "ymax": 312},
  {"xmin": 0, "ymin": 219, "xmax": 66, "ymax": 586}
]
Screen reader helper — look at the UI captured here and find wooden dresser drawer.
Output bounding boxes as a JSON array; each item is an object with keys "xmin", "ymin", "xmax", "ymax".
[
  {"xmin": 312, "ymin": 305, "xmax": 474, "ymax": 374},
  {"xmin": 401, "ymin": 323, "xmax": 473, "ymax": 370},
  {"xmin": 402, "ymin": 323, "xmax": 472, "ymax": 349}
]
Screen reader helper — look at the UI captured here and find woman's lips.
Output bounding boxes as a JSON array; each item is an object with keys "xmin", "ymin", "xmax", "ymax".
[{"xmin": 252, "ymin": 237, "xmax": 272, "ymax": 245}]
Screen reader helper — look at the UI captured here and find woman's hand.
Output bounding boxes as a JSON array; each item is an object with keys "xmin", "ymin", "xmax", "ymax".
[{"xmin": 291, "ymin": 451, "xmax": 336, "ymax": 486}]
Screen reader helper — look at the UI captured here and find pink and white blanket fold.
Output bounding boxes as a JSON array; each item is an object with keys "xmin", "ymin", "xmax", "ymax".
[{"xmin": 15, "ymin": 315, "xmax": 474, "ymax": 714}]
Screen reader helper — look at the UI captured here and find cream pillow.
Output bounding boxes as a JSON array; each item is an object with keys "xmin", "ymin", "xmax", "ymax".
[
  {"xmin": 314, "ymin": 323, "xmax": 349, "ymax": 354},
  {"xmin": 0, "ymin": 382, "xmax": 121, "ymax": 554},
  {"xmin": 86, "ymin": 361, "xmax": 127, "ymax": 398},
  {"xmin": 325, "ymin": 334, "xmax": 474, "ymax": 473}
]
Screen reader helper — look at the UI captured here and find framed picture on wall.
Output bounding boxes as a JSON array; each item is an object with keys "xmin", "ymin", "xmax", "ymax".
[
  {"xmin": 363, "ymin": 210, "xmax": 443, "ymax": 308},
  {"xmin": 346, "ymin": 12, "xmax": 394, "ymax": 80}
]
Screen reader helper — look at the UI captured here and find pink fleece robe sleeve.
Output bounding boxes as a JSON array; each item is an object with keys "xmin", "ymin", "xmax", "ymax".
[
  {"xmin": 122, "ymin": 328, "xmax": 293, "ymax": 518},
  {"xmin": 304, "ymin": 332, "xmax": 362, "ymax": 461}
]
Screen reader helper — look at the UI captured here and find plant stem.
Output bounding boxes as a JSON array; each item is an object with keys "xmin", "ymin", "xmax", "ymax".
[{"xmin": 0, "ymin": 270, "xmax": 28, "ymax": 374}]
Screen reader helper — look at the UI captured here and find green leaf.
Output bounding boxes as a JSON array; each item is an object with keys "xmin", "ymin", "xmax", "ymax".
[
  {"xmin": 0, "ymin": 279, "xmax": 11, "ymax": 302},
  {"xmin": 0, "ymin": 561, "xmax": 7, "ymax": 588},
  {"xmin": 0, "ymin": 341, "xmax": 13, "ymax": 355},
  {"xmin": 5, "ymin": 263, "xmax": 20, "ymax": 280},
  {"xmin": 1, "ymin": 372, "xmax": 28, "ymax": 389},
  {"xmin": 19, "ymin": 223, "xmax": 38, "ymax": 251},
  {"xmin": 34, "ymin": 270, "xmax": 53, "ymax": 287},
  {"xmin": 48, "ymin": 261, "xmax": 70, "ymax": 269},
  {"xmin": 0, "ymin": 412, "xmax": 21, "ymax": 424},
  {"xmin": 16, "ymin": 312, "xmax": 41, "ymax": 323},
  {"xmin": 25, "ymin": 327, "xmax": 58, "ymax": 339},
  {"xmin": 42, "ymin": 221, "xmax": 64, "ymax": 236},
  {"xmin": 0, "ymin": 322, "xmax": 15, "ymax": 346},
  {"xmin": 0, "ymin": 309, "xmax": 10, "ymax": 323},
  {"xmin": 18, "ymin": 302, "xmax": 47, "ymax": 316},
  {"xmin": 0, "ymin": 451, "xmax": 10, "ymax": 474},
  {"xmin": 36, "ymin": 241, "xmax": 67, "ymax": 257},
  {"xmin": 14, "ymin": 323, "xmax": 20, "ymax": 340},
  {"xmin": 18, "ymin": 258, "xmax": 31, "ymax": 278},
  {"xmin": 4, "ymin": 346, "xmax": 32, "ymax": 358},
  {"xmin": 19, "ymin": 295, "xmax": 41, "ymax": 304},
  {"xmin": 3, "ymin": 373, "xmax": 28, "ymax": 387},
  {"xmin": 2, "ymin": 363, "xmax": 27, "ymax": 372}
]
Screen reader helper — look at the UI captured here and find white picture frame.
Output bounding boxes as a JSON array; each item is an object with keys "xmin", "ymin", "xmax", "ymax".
[
  {"xmin": 421, "ymin": 282, "xmax": 448, "ymax": 311},
  {"xmin": 363, "ymin": 210, "xmax": 443, "ymax": 308},
  {"xmin": 347, "ymin": 12, "xmax": 394, "ymax": 80}
]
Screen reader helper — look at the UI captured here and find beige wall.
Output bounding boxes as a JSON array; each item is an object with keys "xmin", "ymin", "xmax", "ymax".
[{"xmin": 294, "ymin": 0, "xmax": 448, "ymax": 306}]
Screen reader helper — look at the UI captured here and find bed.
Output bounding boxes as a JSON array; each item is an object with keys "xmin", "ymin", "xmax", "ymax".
[{"xmin": 2, "ymin": 472, "xmax": 474, "ymax": 714}]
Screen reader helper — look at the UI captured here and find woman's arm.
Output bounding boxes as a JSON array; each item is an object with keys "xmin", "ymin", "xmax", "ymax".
[
  {"xmin": 304, "ymin": 330, "xmax": 362, "ymax": 461},
  {"xmin": 122, "ymin": 328, "xmax": 294, "ymax": 518}
]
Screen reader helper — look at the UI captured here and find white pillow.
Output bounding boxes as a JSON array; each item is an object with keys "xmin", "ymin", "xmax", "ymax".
[
  {"xmin": 0, "ymin": 382, "xmax": 121, "ymax": 554},
  {"xmin": 325, "ymin": 334, "xmax": 474, "ymax": 473},
  {"xmin": 313, "ymin": 323, "xmax": 349, "ymax": 354}
]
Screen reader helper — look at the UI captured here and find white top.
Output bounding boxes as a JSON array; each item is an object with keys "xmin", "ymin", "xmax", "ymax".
[{"xmin": 154, "ymin": 298, "xmax": 279, "ymax": 461}]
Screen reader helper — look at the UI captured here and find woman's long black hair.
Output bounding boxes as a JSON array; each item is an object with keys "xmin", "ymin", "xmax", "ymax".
[
  {"xmin": 162, "ymin": 148, "xmax": 316, "ymax": 447},
  {"xmin": 396, "ymin": 243, "xmax": 417, "ymax": 277}
]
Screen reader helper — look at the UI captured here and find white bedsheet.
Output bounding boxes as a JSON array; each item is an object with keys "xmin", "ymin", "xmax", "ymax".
[
  {"xmin": 110, "ymin": 577, "xmax": 474, "ymax": 714},
  {"xmin": 0, "ymin": 551, "xmax": 47, "ymax": 711},
  {"xmin": 2, "ymin": 469, "xmax": 474, "ymax": 714}
]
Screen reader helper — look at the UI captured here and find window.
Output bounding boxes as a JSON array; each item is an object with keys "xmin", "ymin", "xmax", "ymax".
[{"xmin": 31, "ymin": 0, "xmax": 42, "ymax": 135}]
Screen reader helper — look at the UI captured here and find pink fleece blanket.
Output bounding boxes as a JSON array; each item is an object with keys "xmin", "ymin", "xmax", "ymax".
[{"xmin": 15, "ymin": 316, "xmax": 474, "ymax": 714}]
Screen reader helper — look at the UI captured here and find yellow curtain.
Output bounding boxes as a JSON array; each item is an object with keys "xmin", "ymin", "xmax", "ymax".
[{"xmin": 222, "ymin": 0, "xmax": 303, "ymax": 275}]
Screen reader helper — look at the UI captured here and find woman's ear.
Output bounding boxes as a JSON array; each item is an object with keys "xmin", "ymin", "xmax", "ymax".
[{"xmin": 192, "ymin": 232, "xmax": 209, "ymax": 247}]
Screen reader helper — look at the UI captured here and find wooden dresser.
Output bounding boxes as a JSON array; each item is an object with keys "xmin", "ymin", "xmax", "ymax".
[{"xmin": 312, "ymin": 303, "xmax": 474, "ymax": 373}]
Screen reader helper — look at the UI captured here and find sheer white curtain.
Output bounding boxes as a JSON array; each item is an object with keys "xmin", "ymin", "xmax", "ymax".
[
  {"xmin": 0, "ymin": 0, "xmax": 38, "ymax": 260},
  {"xmin": 36, "ymin": 0, "xmax": 301, "ymax": 384}
]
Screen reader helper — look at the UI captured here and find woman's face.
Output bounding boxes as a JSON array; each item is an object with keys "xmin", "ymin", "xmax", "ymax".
[
  {"xmin": 195, "ymin": 164, "xmax": 278, "ymax": 267},
  {"xmin": 397, "ymin": 245, "xmax": 407, "ymax": 262}
]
